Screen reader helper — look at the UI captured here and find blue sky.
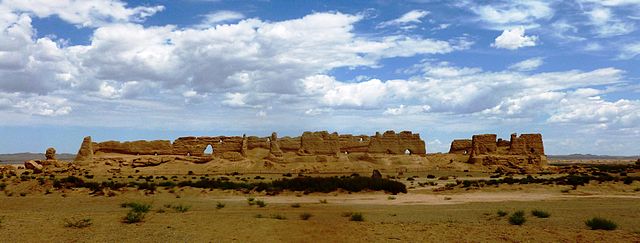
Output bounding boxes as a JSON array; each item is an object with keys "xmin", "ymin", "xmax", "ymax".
[{"xmin": 0, "ymin": 0, "xmax": 639, "ymax": 155}]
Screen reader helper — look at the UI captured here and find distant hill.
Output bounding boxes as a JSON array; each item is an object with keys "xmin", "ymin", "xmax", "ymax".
[
  {"xmin": 0, "ymin": 153, "xmax": 76, "ymax": 164},
  {"xmin": 548, "ymin": 154, "xmax": 639, "ymax": 160}
]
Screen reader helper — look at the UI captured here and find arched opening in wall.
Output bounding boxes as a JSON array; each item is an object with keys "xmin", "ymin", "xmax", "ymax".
[
  {"xmin": 344, "ymin": 151, "xmax": 349, "ymax": 155},
  {"xmin": 358, "ymin": 137, "xmax": 363, "ymax": 142},
  {"xmin": 187, "ymin": 152, "xmax": 191, "ymax": 157},
  {"xmin": 530, "ymin": 148, "xmax": 535, "ymax": 153},
  {"xmin": 204, "ymin": 144, "xmax": 214, "ymax": 155},
  {"xmin": 219, "ymin": 139, "xmax": 223, "ymax": 144},
  {"xmin": 154, "ymin": 152, "xmax": 158, "ymax": 156},
  {"xmin": 266, "ymin": 138, "xmax": 270, "ymax": 142},
  {"xmin": 404, "ymin": 149, "xmax": 412, "ymax": 155},
  {"xmin": 463, "ymin": 150, "xmax": 468, "ymax": 155}
]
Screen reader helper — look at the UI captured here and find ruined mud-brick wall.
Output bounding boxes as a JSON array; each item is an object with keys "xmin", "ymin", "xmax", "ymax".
[
  {"xmin": 467, "ymin": 133, "xmax": 545, "ymax": 156},
  {"xmin": 339, "ymin": 135, "xmax": 372, "ymax": 153},
  {"xmin": 470, "ymin": 134, "xmax": 498, "ymax": 155},
  {"xmin": 367, "ymin": 131, "xmax": 426, "ymax": 155},
  {"xmin": 449, "ymin": 139, "xmax": 472, "ymax": 154},
  {"xmin": 299, "ymin": 131, "xmax": 340, "ymax": 155},
  {"xmin": 172, "ymin": 136, "xmax": 244, "ymax": 156},
  {"xmin": 93, "ymin": 140, "xmax": 173, "ymax": 155},
  {"xmin": 75, "ymin": 130, "xmax": 428, "ymax": 161}
]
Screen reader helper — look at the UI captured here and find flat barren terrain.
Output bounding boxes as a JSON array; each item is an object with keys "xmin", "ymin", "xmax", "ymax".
[{"xmin": 1, "ymin": 172, "xmax": 639, "ymax": 242}]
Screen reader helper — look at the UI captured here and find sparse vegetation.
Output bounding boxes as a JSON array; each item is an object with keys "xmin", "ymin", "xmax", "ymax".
[
  {"xmin": 508, "ymin": 210, "xmax": 526, "ymax": 225},
  {"xmin": 585, "ymin": 217, "xmax": 617, "ymax": 230},
  {"xmin": 63, "ymin": 218, "xmax": 92, "ymax": 228},
  {"xmin": 173, "ymin": 204, "xmax": 191, "ymax": 213},
  {"xmin": 123, "ymin": 211, "xmax": 145, "ymax": 224},
  {"xmin": 299, "ymin": 213, "xmax": 312, "ymax": 220},
  {"xmin": 270, "ymin": 214, "xmax": 287, "ymax": 220},
  {"xmin": 531, "ymin": 209, "xmax": 550, "ymax": 218},
  {"xmin": 216, "ymin": 202, "xmax": 225, "ymax": 209},
  {"xmin": 255, "ymin": 200, "xmax": 266, "ymax": 208},
  {"xmin": 290, "ymin": 203, "xmax": 301, "ymax": 208},
  {"xmin": 349, "ymin": 212, "xmax": 364, "ymax": 221},
  {"xmin": 254, "ymin": 214, "xmax": 263, "ymax": 218},
  {"xmin": 121, "ymin": 202, "xmax": 152, "ymax": 213},
  {"xmin": 341, "ymin": 212, "xmax": 353, "ymax": 217},
  {"xmin": 319, "ymin": 199, "xmax": 328, "ymax": 204},
  {"xmin": 247, "ymin": 197, "xmax": 255, "ymax": 205},
  {"xmin": 387, "ymin": 196, "xmax": 396, "ymax": 200},
  {"xmin": 497, "ymin": 210, "xmax": 508, "ymax": 217}
]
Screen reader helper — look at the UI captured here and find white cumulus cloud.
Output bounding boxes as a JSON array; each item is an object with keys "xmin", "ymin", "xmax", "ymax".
[{"xmin": 492, "ymin": 26, "xmax": 538, "ymax": 50}]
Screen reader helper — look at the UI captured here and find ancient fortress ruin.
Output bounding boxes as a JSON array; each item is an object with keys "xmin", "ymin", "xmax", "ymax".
[
  {"xmin": 75, "ymin": 130, "xmax": 426, "ymax": 162},
  {"xmin": 449, "ymin": 133, "xmax": 547, "ymax": 168}
]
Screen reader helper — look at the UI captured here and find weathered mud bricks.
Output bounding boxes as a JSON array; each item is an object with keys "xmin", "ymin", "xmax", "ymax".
[
  {"xmin": 449, "ymin": 139, "xmax": 472, "ymax": 154},
  {"xmin": 75, "ymin": 130, "xmax": 428, "ymax": 162}
]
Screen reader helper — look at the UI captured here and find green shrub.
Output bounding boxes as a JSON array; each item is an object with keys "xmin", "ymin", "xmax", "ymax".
[
  {"xmin": 216, "ymin": 202, "xmax": 225, "ymax": 209},
  {"xmin": 63, "ymin": 218, "xmax": 92, "ymax": 228},
  {"xmin": 350, "ymin": 212, "xmax": 364, "ymax": 222},
  {"xmin": 122, "ymin": 202, "xmax": 152, "ymax": 213},
  {"xmin": 300, "ymin": 213, "xmax": 312, "ymax": 220},
  {"xmin": 508, "ymin": 210, "xmax": 526, "ymax": 225},
  {"xmin": 255, "ymin": 200, "xmax": 266, "ymax": 208},
  {"xmin": 173, "ymin": 204, "xmax": 191, "ymax": 213},
  {"xmin": 585, "ymin": 217, "xmax": 617, "ymax": 230},
  {"xmin": 497, "ymin": 210, "xmax": 508, "ymax": 217},
  {"xmin": 531, "ymin": 209, "xmax": 550, "ymax": 218},
  {"xmin": 123, "ymin": 211, "xmax": 145, "ymax": 224},
  {"xmin": 291, "ymin": 203, "xmax": 301, "ymax": 208}
]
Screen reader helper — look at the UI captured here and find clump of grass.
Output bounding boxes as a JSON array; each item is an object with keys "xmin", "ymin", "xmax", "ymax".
[
  {"xmin": 173, "ymin": 204, "xmax": 191, "ymax": 213},
  {"xmin": 121, "ymin": 202, "xmax": 152, "ymax": 213},
  {"xmin": 531, "ymin": 209, "xmax": 550, "ymax": 218},
  {"xmin": 63, "ymin": 218, "xmax": 92, "ymax": 228},
  {"xmin": 350, "ymin": 212, "xmax": 364, "ymax": 222},
  {"xmin": 123, "ymin": 211, "xmax": 145, "ymax": 224},
  {"xmin": 585, "ymin": 217, "xmax": 617, "ymax": 230},
  {"xmin": 291, "ymin": 203, "xmax": 301, "ymax": 208},
  {"xmin": 299, "ymin": 213, "xmax": 312, "ymax": 220},
  {"xmin": 247, "ymin": 197, "xmax": 255, "ymax": 205},
  {"xmin": 387, "ymin": 196, "xmax": 396, "ymax": 200},
  {"xmin": 0, "ymin": 183, "xmax": 6, "ymax": 191},
  {"xmin": 216, "ymin": 202, "xmax": 225, "ymax": 209},
  {"xmin": 319, "ymin": 199, "xmax": 328, "ymax": 204},
  {"xmin": 341, "ymin": 212, "xmax": 353, "ymax": 217},
  {"xmin": 255, "ymin": 200, "xmax": 266, "ymax": 208},
  {"xmin": 254, "ymin": 214, "xmax": 263, "ymax": 218},
  {"xmin": 508, "ymin": 210, "xmax": 526, "ymax": 225},
  {"xmin": 497, "ymin": 210, "xmax": 508, "ymax": 217},
  {"xmin": 270, "ymin": 214, "xmax": 287, "ymax": 220}
]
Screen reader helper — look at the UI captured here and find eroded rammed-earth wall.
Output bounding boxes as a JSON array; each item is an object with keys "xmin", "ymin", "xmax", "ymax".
[{"xmin": 75, "ymin": 130, "xmax": 427, "ymax": 161}]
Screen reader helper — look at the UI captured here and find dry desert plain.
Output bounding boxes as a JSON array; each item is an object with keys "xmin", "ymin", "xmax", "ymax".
[{"xmin": 0, "ymin": 155, "xmax": 639, "ymax": 242}]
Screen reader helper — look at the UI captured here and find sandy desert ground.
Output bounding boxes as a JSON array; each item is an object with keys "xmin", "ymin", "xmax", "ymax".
[{"xmin": 1, "ymin": 165, "xmax": 639, "ymax": 243}]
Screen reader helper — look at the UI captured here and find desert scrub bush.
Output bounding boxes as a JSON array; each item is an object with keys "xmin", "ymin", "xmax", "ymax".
[
  {"xmin": 123, "ymin": 211, "xmax": 145, "ymax": 224},
  {"xmin": 216, "ymin": 202, "xmax": 225, "ymax": 209},
  {"xmin": 255, "ymin": 200, "xmax": 267, "ymax": 208},
  {"xmin": 349, "ymin": 212, "xmax": 364, "ymax": 222},
  {"xmin": 247, "ymin": 197, "xmax": 255, "ymax": 205},
  {"xmin": 508, "ymin": 210, "xmax": 526, "ymax": 225},
  {"xmin": 172, "ymin": 204, "xmax": 191, "ymax": 213},
  {"xmin": 254, "ymin": 214, "xmax": 263, "ymax": 218},
  {"xmin": 319, "ymin": 199, "xmax": 328, "ymax": 204},
  {"xmin": 121, "ymin": 202, "xmax": 152, "ymax": 213},
  {"xmin": 531, "ymin": 209, "xmax": 550, "ymax": 218},
  {"xmin": 270, "ymin": 214, "xmax": 287, "ymax": 220},
  {"xmin": 291, "ymin": 203, "xmax": 301, "ymax": 208},
  {"xmin": 299, "ymin": 213, "xmax": 313, "ymax": 220},
  {"xmin": 0, "ymin": 183, "xmax": 8, "ymax": 191},
  {"xmin": 387, "ymin": 196, "xmax": 396, "ymax": 200},
  {"xmin": 585, "ymin": 217, "xmax": 617, "ymax": 230},
  {"xmin": 63, "ymin": 217, "xmax": 92, "ymax": 228},
  {"xmin": 497, "ymin": 210, "xmax": 508, "ymax": 217}
]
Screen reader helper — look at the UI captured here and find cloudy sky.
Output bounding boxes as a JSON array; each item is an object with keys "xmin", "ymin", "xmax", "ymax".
[{"xmin": 0, "ymin": 0, "xmax": 639, "ymax": 155}]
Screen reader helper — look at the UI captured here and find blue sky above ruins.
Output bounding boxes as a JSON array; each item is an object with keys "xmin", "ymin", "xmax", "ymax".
[{"xmin": 0, "ymin": 0, "xmax": 639, "ymax": 155}]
